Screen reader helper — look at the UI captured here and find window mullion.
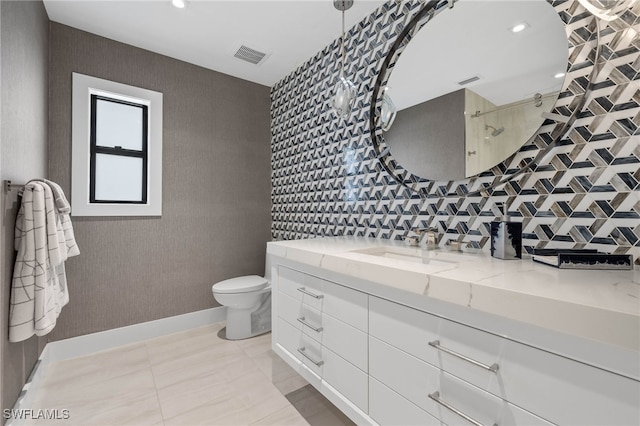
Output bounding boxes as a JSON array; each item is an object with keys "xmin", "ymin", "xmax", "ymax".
[{"xmin": 94, "ymin": 146, "xmax": 145, "ymax": 158}]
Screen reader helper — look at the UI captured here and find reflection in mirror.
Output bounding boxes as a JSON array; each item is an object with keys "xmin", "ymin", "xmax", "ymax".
[
  {"xmin": 380, "ymin": 89, "xmax": 397, "ymax": 131},
  {"xmin": 382, "ymin": 0, "xmax": 568, "ymax": 180},
  {"xmin": 578, "ymin": 0, "xmax": 637, "ymax": 21}
]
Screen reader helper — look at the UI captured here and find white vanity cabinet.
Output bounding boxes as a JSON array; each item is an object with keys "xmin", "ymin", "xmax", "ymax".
[
  {"xmin": 273, "ymin": 266, "xmax": 369, "ymax": 413},
  {"xmin": 271, "ymin": 261, "xmax": 640, "ymax": 426},
  {"xmin": 369, "ymin": 336, "xmax": 553, "ymax": 426},
  {"xmin": 370, "ymin": 296, "xmax": 640, "ymax": 426}
]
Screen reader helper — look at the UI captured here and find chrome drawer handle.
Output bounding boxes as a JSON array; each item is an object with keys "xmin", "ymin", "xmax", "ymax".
[
  {"xmin": 428, "ymin": 340, "xmax": 499, "ymax": 373},
  {"xmin": 297, "ymin": 287, "xmax": 323, "ymax": 299},
  {"xmin": 297, "ymin": 317, "xmax": 323, "ymax": 332},
  {"xmin": 297, "ymin": 347, "xmax": 324, "ymax": 366},
  {"xmin": 428, "ymin": 391, "xmax": 498, "ymax": 426}
]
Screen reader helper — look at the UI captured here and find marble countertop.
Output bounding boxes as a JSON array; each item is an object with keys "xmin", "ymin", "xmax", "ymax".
[{"xmin": 267, "ymin": 237, "xmax": 640, "ymax": 352}]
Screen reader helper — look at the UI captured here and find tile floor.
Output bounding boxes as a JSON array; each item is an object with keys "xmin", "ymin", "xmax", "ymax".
[{"xmin": 24, "ymin": 323, "xmax": 354, "ymax": 426}]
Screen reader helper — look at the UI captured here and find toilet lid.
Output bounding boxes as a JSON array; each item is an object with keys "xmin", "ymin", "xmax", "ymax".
[{"xmin": 212, "ymin": 275, "xmax": 268, "ymax": 294}]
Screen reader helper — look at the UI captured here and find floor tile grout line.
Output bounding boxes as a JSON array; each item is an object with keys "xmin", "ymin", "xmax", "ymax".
[
  {"xmin": 230, "ymin": 332, "xmax": 310, "ymax": 425},
  {"xmin": 27, "ymin": 343, "xmax": 153, "ymax": 408},
  {"xmin": 27, "ymin": 324, "xmax": 322, "ymax": 426},
  {"xmin": 244, "ymin": 356, "xmax": 293, "ymax": 426},
  {"xmin": 145, "ymin": 324, "xmax": 264, "ymax": 424},
  {"xmin": 144, "ymin": 324, "xmax": 243, "ymax": 423},
  {"xmin": 143, "ymin": 341, "xmax": 168, "ymax": 425}
]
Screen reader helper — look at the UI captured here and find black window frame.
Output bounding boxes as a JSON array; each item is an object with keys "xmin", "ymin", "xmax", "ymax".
[{"xmin": 89, "ymin": 94, "xmax": 148, "ymax": 204}]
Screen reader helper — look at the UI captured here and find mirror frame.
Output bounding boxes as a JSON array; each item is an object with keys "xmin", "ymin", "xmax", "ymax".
[{"xmin": 369, "ymin": 0, "xmax": 601, "ymax": 197}]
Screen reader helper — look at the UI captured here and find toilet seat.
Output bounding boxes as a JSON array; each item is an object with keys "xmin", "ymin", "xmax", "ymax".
[{"xmin": 212, "ymin": 275, "xmax": 268, "ymax": 294}]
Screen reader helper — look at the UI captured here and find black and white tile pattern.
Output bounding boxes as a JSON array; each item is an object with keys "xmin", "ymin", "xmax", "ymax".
[{"xmin": 271, "ymin": 0, "xmax": 640, "ymax": 263}]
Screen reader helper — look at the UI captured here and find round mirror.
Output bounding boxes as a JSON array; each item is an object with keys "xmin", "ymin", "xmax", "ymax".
[{"xmin": 374, "ymin": 0, "xmax": 569, "ymax": 182}]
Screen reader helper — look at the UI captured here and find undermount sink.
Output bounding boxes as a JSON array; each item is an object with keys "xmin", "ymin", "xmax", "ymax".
[{"xmin": 350, "ymin": 246, "xmax": 459, "ymax": 266}]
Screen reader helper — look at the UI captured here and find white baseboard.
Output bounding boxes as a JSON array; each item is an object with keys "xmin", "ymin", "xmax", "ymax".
[
  {"xmin": 45, "ymin": 306, "xmax": 226, "ymax": 363},
  {"xmin": 6, "ymin": 307, "xmax": 226, "ymax": 425}
]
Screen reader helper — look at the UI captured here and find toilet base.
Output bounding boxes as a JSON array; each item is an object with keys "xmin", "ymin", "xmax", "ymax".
[{"xmin": 224, "ymin": 293, "xmax": 271, "ymax": 340}]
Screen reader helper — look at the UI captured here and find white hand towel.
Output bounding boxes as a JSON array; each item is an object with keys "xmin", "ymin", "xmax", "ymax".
[
  {"xmin": 9, "ymin": 181, "xmax": 79, "ymax": 342},
  {"xmin": 31, "ymin": 178, "xmax": 70, "ymax": 213}
]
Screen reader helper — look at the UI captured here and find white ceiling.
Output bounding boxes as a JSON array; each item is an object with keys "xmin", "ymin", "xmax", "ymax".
[
  {"xmin": 43, "ymin": 0, "xmax": 386, "ymax": 87},
  {"xmin": 388, "ymin": 0, "xmax": 568, "ymax": 110}
]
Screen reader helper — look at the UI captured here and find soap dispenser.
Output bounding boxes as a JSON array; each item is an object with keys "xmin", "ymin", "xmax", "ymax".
[{"xmin": 490, "ymin": 202, "xmax": 522, "ymax": 260}]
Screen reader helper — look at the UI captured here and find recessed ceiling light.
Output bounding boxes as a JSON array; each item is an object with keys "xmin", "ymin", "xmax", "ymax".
[
  {"xmin": 554, "ymin": 72, "xmax": 566, "ymax": 79},
  {"xmin": 172, "ymin": 0, "xmax": 186, "ymax": 9},
  {"xmin": 511, "ymin": 22, "xmax": 529, "ymax": 33}
]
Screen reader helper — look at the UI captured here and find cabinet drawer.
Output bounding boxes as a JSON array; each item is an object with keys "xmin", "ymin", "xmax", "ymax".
[
  {"xmin": 370, "ymin": 296, "xmax": 502, "ymax": 385},
  {"xmin": 370, "ymin": 296, "xmax": 440, "ymax": 364},
  {"xmin": 435, "ymin": 318, "xmax": 504, "ymax": 393},
  {"xmin": 371, "ymin": 297, "xmax": 640, "ymax": 425},
  {"xmin": 323, "ymin": 346, "xmax": 368, "ymax": 413},
  {"xmin": 278, "ymin": 291, "xmax": 323, "ymax": 340},
  {"xmin": 322, "ymin": 280, "xmax": 368, "ymax": 332},
  {"xmin": 278, "ymin": 266, "xmax": 324, "ymax": 311},
  {"xmin": 277, "ymin": 317, "xmax": 323, "ymax": 375},
  {"xmin": 322, "ymin": 313, "xmax": 368, "ymax": 372},
  {"xmin": 279, "ymin": 298, "xmax": 367, "ymax": 373},
  {"xmin": 276, "ymin": 317, "xmax": 322, "ymax": 388},
  {"xmin": 278, "ymin": 266, "xmax": 306, "ymax": 301},
  {"xmin": 491, "ymin": 339, "xmax": 640, "ymax": 426},
  {"xmin": 278, "ymin": 290, "xmax": 366, "ymax": 369},
  {"xmin": 277, "ymin": 318, "xmax": 367, "ymax": 413},
  {"xmin": 370, "ymin": 377, "xmax": 442, "ymax": 426},
  {"xmin": 370, "ymin": 336, "xmax": 553, "ymax": 426},
  {"xmin": 277, "ymin": 316, "xmax": 301, "ymax": 357},
  {"xmin": 279, "ymin": 267, "xmax": 367, "ymax": 331}
]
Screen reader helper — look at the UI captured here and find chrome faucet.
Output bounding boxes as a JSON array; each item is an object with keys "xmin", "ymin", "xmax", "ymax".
[
  {"xmin": 421, "ymin": 227, "xmax": 441, "ymax": 249},
  {"xmin": 408, "ymin": 227, "xmax": 440, "ymax": 249},
  {"xmin": 426, "ymin": 230, "xmax": 440, "ymax": 249},
  {"xmin": 403, "ymin": 228, "xmax": 429, "ymax": 246}
]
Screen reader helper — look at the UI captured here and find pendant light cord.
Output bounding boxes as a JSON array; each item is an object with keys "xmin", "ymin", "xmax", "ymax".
[{"xmin": 340, "ymin": 9, "xmax": 345, "ymax": 79}]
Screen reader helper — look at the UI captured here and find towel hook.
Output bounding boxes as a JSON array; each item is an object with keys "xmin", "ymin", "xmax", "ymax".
[{"xmin": 4, "ymin": 180, "xmax": 26, "ymax": 193}]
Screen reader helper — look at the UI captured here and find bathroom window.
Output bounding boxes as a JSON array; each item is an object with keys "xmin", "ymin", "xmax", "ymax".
[
  {"xmin": 90, "ymin": 95, "xmax": 148, "ymax": 204},
  {"xmin": 72, "ymin": 73, "xmax": 163, "ymax": 216}
]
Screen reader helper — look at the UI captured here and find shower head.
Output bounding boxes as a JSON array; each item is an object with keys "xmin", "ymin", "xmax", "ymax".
[{"xmin": 485, "ymin": 124, "xmax": 505, "ymax": 137}]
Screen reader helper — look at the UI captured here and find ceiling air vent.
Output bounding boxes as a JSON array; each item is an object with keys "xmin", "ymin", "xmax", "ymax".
[
  {"xmin": 457, "ymin": 75, "xmax": 480, "ymax": 86},
  {"xmin": 233, "ymin": 45, "xmax": 269, "ymax": 65}
]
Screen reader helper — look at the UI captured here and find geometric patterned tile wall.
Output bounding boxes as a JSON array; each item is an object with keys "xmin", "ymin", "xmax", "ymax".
[{"xmin": 271, "ymin": 0, "xmax": 640, "ymax": 264}]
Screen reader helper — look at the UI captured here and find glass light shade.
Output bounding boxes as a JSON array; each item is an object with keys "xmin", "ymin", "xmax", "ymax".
[
  {"xmin": 331, "ymin": 77, "xmax": 357, "ymax": 120},
  {"xmin": 380, "ymin": 92, "xmax": 397, "ymax": 131}
]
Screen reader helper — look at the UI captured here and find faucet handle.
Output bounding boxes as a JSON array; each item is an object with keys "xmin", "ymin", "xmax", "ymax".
[
  {"xmin": 402, "ymin": 235, "xmax": 420, "ymax": 246},
  {"xmin": 412, "ymin": 227, "xmax": 436, "ymax": 235},
  {"xmin": 448, "ymin": 240, "xmax": 462, "ymax": 252}
]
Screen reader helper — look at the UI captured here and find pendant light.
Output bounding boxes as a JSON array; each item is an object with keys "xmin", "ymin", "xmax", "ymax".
[
  {"xmin": 380, "ymin": 87, "xmax": 397, "ymax": 131},
  {"xmin": 331, "ymin": 0, "xmax": 356, "ymax": 120}
]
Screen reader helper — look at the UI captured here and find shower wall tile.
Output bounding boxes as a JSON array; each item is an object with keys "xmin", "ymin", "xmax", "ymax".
[{"xmin": 270, "ymin": 0, "xmax": 640, "ymax": 264}]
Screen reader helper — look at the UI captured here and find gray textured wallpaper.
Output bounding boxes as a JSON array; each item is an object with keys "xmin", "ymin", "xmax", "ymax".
[
  {"xmin": 47, "ymin": 23, "xmax": 272, "ymax": 341},
  {"xmin": 385, "ymin": 89, "xmax": 466, "ymax": 180},
  {"xmin": 1, "ymin": 0, "xmax": 49, "ymax": 415}
]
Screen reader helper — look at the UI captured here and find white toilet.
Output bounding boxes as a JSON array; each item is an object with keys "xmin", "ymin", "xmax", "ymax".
[{"xmin": 212, "ymin": 274, "xmax": 271, "ymax": 340}]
